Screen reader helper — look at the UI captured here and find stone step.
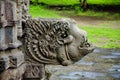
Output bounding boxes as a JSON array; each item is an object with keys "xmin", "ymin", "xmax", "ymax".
[
  {"xmin": 45, "ymin": 48, "xmax": 120, "ymax": 80},
  {"xmin": 80, "ymin": 49, "xmax": 120, "ymax": 63}
]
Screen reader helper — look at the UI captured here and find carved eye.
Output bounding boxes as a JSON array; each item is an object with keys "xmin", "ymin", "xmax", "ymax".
[
  {"xmin": 61, "ymin": 34, "xmax": 67, "ymax": 38},
  {"xmin": 61, "ymin": 32, "xmax": 67, "ymax": 38}
]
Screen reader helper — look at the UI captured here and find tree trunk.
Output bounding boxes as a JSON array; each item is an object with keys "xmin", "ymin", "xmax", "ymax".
[{"xmin": 80, "ymin": 0, "xmax": 87, "ymax": 11}]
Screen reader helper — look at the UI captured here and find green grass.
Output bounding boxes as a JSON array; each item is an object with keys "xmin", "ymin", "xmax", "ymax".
[
  {"xmin": 31, "ymin": 0, "xmax": 79, "ymax": 5},
  {"xmin": 87, "ymin": 0, "xmax": 120, "ymax": 5},
  {"xmin": 80, "ymin": 26, "xmax": 120, "ymax": 48},
  {"xmin": 31, "ymin": 0, "xmax": 120, "ymax": 5},
  {"xmin": 30, "ymin": 5, "xmax": 63, "ymax": 18}
]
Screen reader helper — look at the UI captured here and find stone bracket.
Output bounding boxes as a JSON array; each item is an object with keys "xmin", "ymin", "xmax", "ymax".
[{"xmin": 0, "ymin": 49, "xmax": 24, "ymax": 72}]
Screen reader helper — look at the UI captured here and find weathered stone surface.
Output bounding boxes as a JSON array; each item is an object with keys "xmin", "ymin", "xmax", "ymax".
[
  {"xmin": 0, "ymin": 0, "xmax": 17, "ymax": 27},
  {"xmin": 0, "ymin": 49, "xmax": 24, "ymax": 72},
  {"xmin": 0, "ymin": 0, "xmax": 29, "ymax": 80},
  {"xmin": 0, "ymin": 0, "xmax": 23, "ymax": 50},
  {"xmin": 22, "ymin": 0, "xmax": 30, "ymax": 21},
  {"xmin": 0, "ymin": 56, "xmax": 9, "ymax": 72},
  {"xmin": 45, "ymin": 48, "xmax": 120, "ymax": 80},
  {"xmin": 0, "ymin": 63, "xmax": 26, "ymax": 80},
  {"xmin": 23, "ymin": 63, "xmax": 45, "ymax": 80},
  {"xmin": 9, "ymin": 49, "xmax": 24, "ymax": 68},
  {"xmin": 23, "ymin": 18, "xmax": 94, "ymax": 66}
]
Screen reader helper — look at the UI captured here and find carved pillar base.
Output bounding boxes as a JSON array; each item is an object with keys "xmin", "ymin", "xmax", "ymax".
[
  {"xmin": 0, "ymin": 0, "xmax": 29, "ymax": 80},
  {"xmin": 0, "ymin": 63, "xmax": 26, "ymax": 80},
  {"xmin": 0, "ymin": 49, "xmax": 25, "ymax": 80}
]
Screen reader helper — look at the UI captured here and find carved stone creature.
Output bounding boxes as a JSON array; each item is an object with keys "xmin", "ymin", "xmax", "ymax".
[{"xmin": 24, "ymin": 18, "xmax": 94, "ymax": 66}]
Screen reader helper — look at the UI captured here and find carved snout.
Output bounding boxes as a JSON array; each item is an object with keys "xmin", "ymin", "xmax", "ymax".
[{"xmin": 79, "ymin": 41, "xmax": 95, "ymax": 55}]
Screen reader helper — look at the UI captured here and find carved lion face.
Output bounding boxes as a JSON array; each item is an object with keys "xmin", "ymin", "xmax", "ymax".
[
  {"xmin": 65, "ymin": 19, "xmax": 94, "ymax": 62},
  {"xmin": 56, "ymin": 19, "xmax": 94, "ymax": 65},
  {"xmin": 24, "ymin": 18, "xmax": 94, "ymax": 66}
]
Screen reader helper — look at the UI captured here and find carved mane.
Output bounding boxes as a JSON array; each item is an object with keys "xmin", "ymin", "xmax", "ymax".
[{"xmin": 24, "ymin": 18, "xmax": 70, "ymax": 64}]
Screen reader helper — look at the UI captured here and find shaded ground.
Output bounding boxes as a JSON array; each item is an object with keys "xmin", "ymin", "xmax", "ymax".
[
  {"xmin": 70, "ymin": 16, "xmax": 120, "ymax": 29},
  {"xmin": 58, "ymin": 10, "xmax": 120, "ymax": 29}
]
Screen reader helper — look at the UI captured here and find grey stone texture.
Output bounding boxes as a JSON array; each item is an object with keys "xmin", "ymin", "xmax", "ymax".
[
  {"xmin": 23, "ymin": 63, "xmax": 45, "ymax": 80},
  {"xmin": 0, "ymin": 63, "xmax": 26, "ymax": 80},
  {"xmin": 0, "ymin": 0, "xmax": 23, "ymax": 50},
  {"xmin": 0, "ymin": 0, "xmax": 29, "ymax": 80},
  {"xmin": 0, "ymin": 49, "xmax": 24, "ymax": 72},
  {"xmin": 45, "ymin": 48, "xmax": 120, "ymax": 80}
]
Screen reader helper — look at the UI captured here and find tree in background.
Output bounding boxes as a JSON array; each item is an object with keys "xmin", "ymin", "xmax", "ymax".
[
  {"xmin": 31, "ymin": 0, "xmax": 39, "ymax": 5},
  {"xmin": 80, "ymin": 0, "xmax": 87, "ymax": 10}
]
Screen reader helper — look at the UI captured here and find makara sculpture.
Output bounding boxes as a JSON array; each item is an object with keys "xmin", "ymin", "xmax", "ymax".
[
  {"xmin": 23, "ymin": 18, "xmax": 94, "ymax": 66},
  {"xmin": 0, "ymin": 0, "xmax": 94, "ymax": 80}
]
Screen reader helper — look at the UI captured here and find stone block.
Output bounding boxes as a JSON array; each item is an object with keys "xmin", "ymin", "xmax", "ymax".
[
  {"xmin": 0, "ymin": 49, "xmax": 24, "ymax": 71},
  {"xmin": 23, "ymin": 63, "xmax": 45, "ymax": 80},
  {"xmin": 9, "ymin": 50, "xmax": 24, "ymax": 68},
  {"xmin": 0, "ymin": 63, "xmax": 26, "ymax": 80},
  {"xmin": 0, "ymin": 56, "xmax": 9, "ymax": 72},
  {"xmin": 0, "ymin": 28, "xmax": 8, "ymax": 50}
]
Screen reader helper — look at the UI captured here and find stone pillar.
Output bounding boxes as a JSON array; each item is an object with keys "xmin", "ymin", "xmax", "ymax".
[
  {"xmin": 0, "ymin": 0, "xmax": 25, "ymax": 80},
  {"xmin": 0, "ymin": 0, "xmax": 22, "ymax": 50}
]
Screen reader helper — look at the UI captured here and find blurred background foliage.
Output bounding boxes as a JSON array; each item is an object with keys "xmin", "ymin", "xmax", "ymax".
[{"xmin": 30, "ymin": 0, "xmax": 120, "ymax": 48}]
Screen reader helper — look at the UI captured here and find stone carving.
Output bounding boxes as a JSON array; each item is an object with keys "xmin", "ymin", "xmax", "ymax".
[
  {"xmin": 22, "ymin": 0, "xmax": 30, "ymax": 21},
  {"xmin": 23, "ymin": 63, "xmax": 45, "ymax": 80},
  {"xmin": 23, "ymin": 18, "xmax": 94, "ymax": 66}
]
